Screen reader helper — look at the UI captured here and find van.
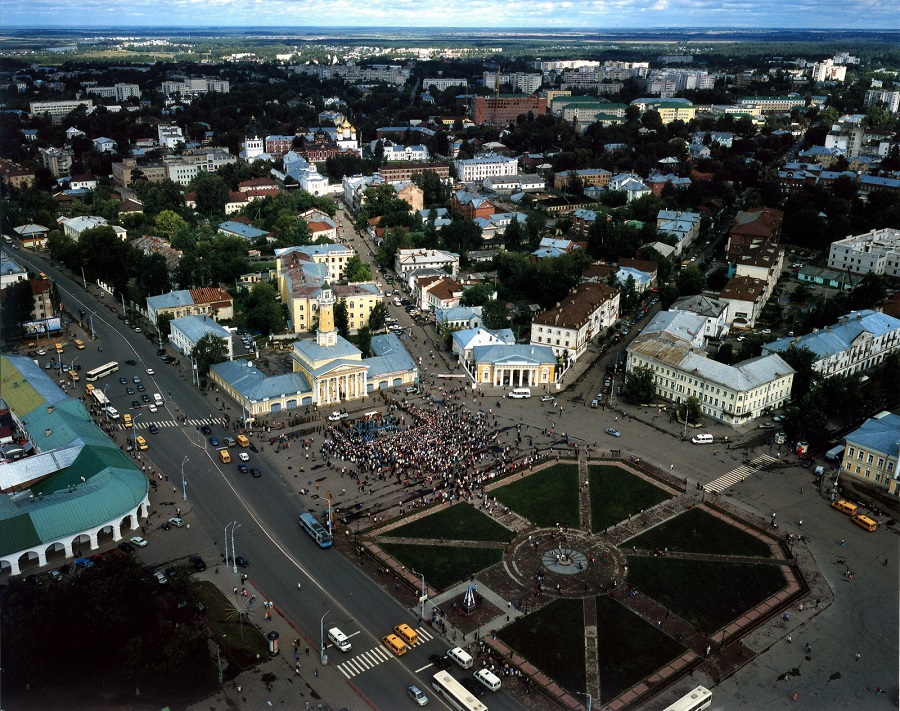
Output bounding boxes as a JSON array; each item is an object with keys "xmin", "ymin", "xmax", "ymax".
[
  {"xmin": 447, "ymin": 646, "xmax": 474, "ymax": 669},
  {"xmin": 123, "ymin": 414, "xmax": 133, "ymax": 428},
  {"xmin": 73, "ymin": 339, "xmax": 85, "ymax": 350},
  {"xmin": 474, "ymin": 668, "xmax": 502, "ymax": 691},
  {"xmin": 328, "ymin": 627, "xmax": 352, "ymax": 652},
  {"xmin": 831, "ymin": 500, "xmax": 858, "ymax": 516},
  {"xmin": 105, "ymin": 406, "xmax": 119, "ymax": 420},
  {"xmin": 382, "ymin": 634, "xmax": 408, "ymax": 656},
  {"xmin": 236, "ymin": 434, "xmax": 250, "ymax": 448},
  {"xmin": 219, "ymin": 449, "xmax": 231, "ymax": 464},
  {"xmin": 508, "ymin": 388, "xmax": 531, "ymax": 399},
  {"xmin": 691, "ymin": 433, "xmax": 714, "ymax": 445},
  {"xmin": 393, "ymin": 623, "xmax": 418, "ymax": 646},
  {"xmin": 153, "ymin": 393, "xmax": 164, "ymax": 407},
  {"xmin": 851, "ymin": 514, "xmax": 877, "ymax": 532}
]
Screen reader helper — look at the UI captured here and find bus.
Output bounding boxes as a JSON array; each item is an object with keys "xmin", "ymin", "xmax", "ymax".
[
  {"xmin": 662, "ymin": 686, "xmax": 712, "ymax": 711},
  {"xmin": 85, "ymin": 361, "xmax": 119, "ymax": 382},
  {"xmin": 298, "ymin": 513, "xmax": 333, "ymax": 548},
  {"xmin": 90, "ymin": 389, "xmax": 110, "ymax": 407},
  {"xmin": 431, "ymin": 671, "xmax": 488, "ymax": 711}
]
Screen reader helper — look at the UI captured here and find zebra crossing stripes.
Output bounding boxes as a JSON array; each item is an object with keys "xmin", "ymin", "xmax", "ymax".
[
  {"xmin": 705, "ymin": 454, "xmax": 779, "ymax": 493},
  {"xmin": 335, "ymin": 627, "xmax": 435, "ymax": 679},
  {"xmin": 120, "ymin": 418, "xmax": 220, "ymax": 430}
]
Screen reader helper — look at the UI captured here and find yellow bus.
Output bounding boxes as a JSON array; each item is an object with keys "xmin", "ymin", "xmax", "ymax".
[{"xmin": 851, "ymin": 514, "xmax": 877, "ymax": 532}]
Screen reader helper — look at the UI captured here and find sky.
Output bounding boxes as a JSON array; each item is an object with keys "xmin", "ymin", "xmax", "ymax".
[{"xmin": 0, "ymin": 0, "xmax": 897, "ymax": 30}]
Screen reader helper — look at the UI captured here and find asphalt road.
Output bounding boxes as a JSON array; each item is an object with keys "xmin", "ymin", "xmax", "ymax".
[{"xmin": 8, "ymin": 247, "xmax": 527, "ymax": 711}]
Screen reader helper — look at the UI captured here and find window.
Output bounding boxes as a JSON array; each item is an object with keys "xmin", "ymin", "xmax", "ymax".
[
  {"xmin": 847, "ymin": 447, "xmax": 855, "ymax": 457},
  {"xmin": 867, "ymin": 454, "xmax": 874, "ymax": 464}
]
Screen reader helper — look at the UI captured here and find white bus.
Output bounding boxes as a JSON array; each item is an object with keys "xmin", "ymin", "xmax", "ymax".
[
  {"xmin": 662, "ymin": 686, "xmax": 712, "ymax": 711},
  {"xmin": 90, "ymin": 389, "xmax": 110, "ymax": 407},
  {"xmin": 85, "ymin": 361, "xmax": 119, "ymax": 382},
  {"xmin": 431, "ymin": 671, "xmax": 487, "ymax": 711}
]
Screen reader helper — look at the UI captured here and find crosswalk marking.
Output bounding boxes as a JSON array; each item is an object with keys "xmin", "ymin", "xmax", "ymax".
[
  {"xmin": 335, "ymin": 627, "xmax": 434, "ymax": 679},
  {"xmin": 120, "ymin": 418, "xmax": 222, "ymax": 430},
  {"xmin": 706, "ymin": 454, "xmax": 778, "ymax": 493}
]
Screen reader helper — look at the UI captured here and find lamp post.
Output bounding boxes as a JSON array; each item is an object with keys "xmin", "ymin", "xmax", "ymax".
[
  {"xmin": 577, "ymin": 692, "xmax": 592, "ymax": 711},
  {"xmin": 131, "ymin": 413, "xmax": 143, "ymax": 450},
  {"xmin": 413, "ymin": 570, "xmax": 426, "ymax": 621},
  {"xmin": 320, "ymin": 611, "xmax": 330, "ymax": 665},
  {"xmin": 102, "ymin": 384, "xmax": 110, "ymax": 423},
  {"xmin": 230, "ymin": 522, "xmax": 241, "ymax": 574},
  {"xmin": 181, "ymin": 456, "xmax": 189, "ymax": 501},
  {"xmin": 224, "ymin": 521, "xmax": 238, "ymax": 570}
]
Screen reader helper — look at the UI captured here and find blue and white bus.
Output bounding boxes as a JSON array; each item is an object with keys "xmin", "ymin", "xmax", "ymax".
[{"xmin": 299, "ymin": 513, "xmax": 333, "ymax": 548}]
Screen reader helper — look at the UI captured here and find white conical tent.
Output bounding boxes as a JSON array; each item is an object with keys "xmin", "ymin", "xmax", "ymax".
[{"xmin": 463, "ymin": 583, "xmax": 477, "ymax": 614}]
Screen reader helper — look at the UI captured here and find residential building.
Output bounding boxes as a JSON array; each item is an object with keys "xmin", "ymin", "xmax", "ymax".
[
  {"xmin": 92, "ymin": 137, "xmax": 117, "ymax": 153},
  {"xmin": 629, "ymin": 98, "xmax": 696, "ymax": 123},
  {"xmin": 39, "ymin": 147, "xmax": 73, "ymax": 177},
  {"xmin": 169, "ymin": 315, "xmax": 234, "ymax": 360},
  {"xmin": 12, "ymin": 223, "xmax": 49, "ymax": 250},
  {"xmin": 158, "ymin": 123, "xmax": 185, "ymax": 149},
  {"xmin": 0, "ymin": 160, "xmax": 35, "ymax": 188},
  {"xmin": 217, "ymin": 221, "xmax": 270, "ymax": 242},
  {"xmin": 422, "ymin": 78, "xmax": 468, "ymax": 92},
  {"xmin": 293, "ymin": 63, "xmax": 410, "ymax": 86},
  {"xmin": 130, "ymin": 235, "xmax": 183, "ymax": 274},
  {"xmin": 482, "ymin": 72, "xmax": 543, "ymax": 94},
  {"xmin": 0, "ymin": 255, "xmax": 27, "ymax": 289},
  {"xmin": 670, "ymin": 294, "xmax": 730, "ymax": 340},
  {"xmin": 342, "ymin": 174, "xmax": 384, "ymax": 213},
  {"xmin": 827, "ymin": 228, "xmax": 900, "ymax": 277},
  {"xmin": 553, "ymin": 168, "xmax": 612, "ymax": 191},
  {"xmin": 609, "ymin": 173, "xmax": 652, "ymax": 202},
  {"xmin": 839, "ymin": 413, "xmax": 900, "ymax": 495},
  {"xmin": 419, "ymin": 276, "xmax": 465, "ymax": 312},
  {"xmin": 617, "ymin": 266, "xmax": 653, "ymax": 293},
  {"xmin": 719, "ymin": 276, "xmax": 768, "ymax": 329},
  {"xmin": 145, "ymin": 288, "xmax": 234, "ymax": 325},
  {"xmin": 277, "ymin": 244, "xmax": 355, "ymax": 283},
  {"xmin": 436, "ymin": 306, "xmax": 484, "ymax": 331},
  {"xmin": 160, "ymin": 77, "xmax": 230, "ymax": 97},
  {"xmin": 627, "ymin": 330, "xmax": 794, "ymax": 426},
  {"xmin": 376, "ymin": 141, "xmax": 429, "ymax": 162},
  {"xmin": 455, "ymin": 153, "xmax": 519, "ymax": 182},
  {"xmin": 451, "ymin": 327, "xmax": 515, "ymax": 362},
  {"xmin": 300, "ymin": 209, "xmax": 338, "ymax": 242},
  {"xmin": 395, "ymin": 248, "xmax": 459, "ymax": 278},
  {"xmin": 737, "ymin": 95, "xmax": 806, "ymax": 113},
  {"xmin": 265, "ymin": 135, "xmax": 297, "ymax": 157},
  {"xmin": 452, "ymin": 190, "xmax": 497, "ymax": 220},
  {"xmin": 530, "ymin": 282, "xmax": 620, "ymax": 360},
  {"xmin": 378, "ymin": 162, "xmax": 450, "ymax": 182},
  {"xmin": 642, "ymin": 310, "xmax": 708, "ymax": 348},
  {"xmin": 725, "ymin": 207, "xmax": 784, "ymax": 260},
  {"xmin": 864, "ymin": 89, "xmax": 900, "ymax": 114},
  {"xmin": 85, "ymin": 83, "xmax": 141, "ymax": 101},
  {"xmin": 473, "ymin": 94, "xmax": 547, "ymax": 125},
  {"xmin": 810, "ymin": 59, "xmax": 847, "ymax": 83},
  {"xmin": 393, "ymin": 181, "xmax": 424, "ymax": 212},
  {"xmin": 762, "ymin": 310, "xmax": 900, "ymax": 378},
  {"xmin": 656, "ymin": 210, "xmax": 701, "ymax": 254},
  {"xmin": 470, "ymin": 344, "xmax": 558, "ymax": 388},
  {"xmin": 59, "ymin": 216, "xmax": 126, "ymax": 241},
  {"xmin": 532, "ymin": 237, "xmax": 581, "ymax": 260},
  {"xmin": 29, "ymin": 99, "xmax": 93, "ymax": 122},
  {"xmin": 483, "ymin": 174, "xmax": 546, "ymax": 193}
]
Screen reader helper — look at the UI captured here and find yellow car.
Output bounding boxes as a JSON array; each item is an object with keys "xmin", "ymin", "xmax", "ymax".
[{"xmin": 136, "ymin": 436, "xmax": 148, "ymax": 451}]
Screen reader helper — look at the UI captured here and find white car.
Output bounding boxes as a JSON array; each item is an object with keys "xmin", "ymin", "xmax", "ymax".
[
  {"xmin": 148, "ymin": 404, "xmax": 158, "ymax": 412},
  {"xmin": 540, "ymin": 395, "xmax": 555, "ymax": 402},
  {"xmin": 36, "ymin": 348, "xmax": 47, "ymax": 356},
  {"xmin": 146, "ymin": 368, "xmax": 154, "ymax": 375},
  {"xmin": 168, "ymin": 517, "xmax": 185, "ymax": 528},
  {"xmin": 153, "ymin": 570, "xmax": 167, "ymax": 584},
  {"xmin": 328, "ymin": 412, "xmax": 342, "ymax": 422},
  {"xmin": 239, "ymin": 452, "xmax": 250, "ymax": 462},
  {"xmin": 130, "ymin": 536, "xmax": 148, "ymax": 548}
]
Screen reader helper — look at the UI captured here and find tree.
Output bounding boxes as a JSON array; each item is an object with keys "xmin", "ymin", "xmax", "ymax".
[
  {"xmin": 848, "ymin": 272, "xmax": 887, "ymax": 310},
  {"xmin": 246, "ymin": 282, "xmax": 286, "ymax": 335},
  {"xmin": 482, "ymin": 300, "xmax": 509, "ymax": 330},
  {"xmin": 191, "ymin": 172, "xmax": 230, "ymax": 217},
  {"xmin": 355, "ymin": 325, "xmax": 373, "ymax": 356},
  {"xmin": 191, "ymin": 333, "xmax": 229, "ymax": 375},
  {"xmin": 624, "ymin": 365, "xmax": 656, "ymax": 404},
  {"xmin": 675, "ymin": 265, "xmax": 706, "ymax": 296},
  {"xmin": 778, "ymin": 345, "xmax": 821, "ymax": 401},
  {"xmin": 333, "ymin": 300, "xmax": 350, "ymax": 339},
  {"xmin": 682, "ymin": 396, "xmax": 702, "ymax": 424},
  {"xmin": 440, "ymin": 219, "xmax": 483, "ymax": 254},
  {"xmin": 157, "ymin": 313, "xmax": 175, "ymax": 339},
  {"xmin": 368, "ymin": 301, "xmax": 387, "ymax": 332},
  {"xmin": 565, "ymin": 170, "xmax": 584, "ymax": 194},
  {"xmin": 0, "ymin": 280, "xmax": 34, "ymax": 339},
  {"xmin": 460, "ymin": 282, "xmax": 495, "ymax": 307},
  {"xmin": 343, "ymin": 255, "xmax": 373, "ymax": 282},
  {"xmin": 136, "ymin": 253, "xmax": 171, "ymax": 299},
  {"xmin": 503, "ymin": 217, "xmax": 525, "ymax": 251},
  {"xmin": 154, "ymin": 210, "xmax": 188, "ymax": 240}
]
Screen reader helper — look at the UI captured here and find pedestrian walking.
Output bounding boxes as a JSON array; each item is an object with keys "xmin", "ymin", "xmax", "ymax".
[{"xmin": 856, "ymin": 652, "xmax": 860, "ymax": 661}]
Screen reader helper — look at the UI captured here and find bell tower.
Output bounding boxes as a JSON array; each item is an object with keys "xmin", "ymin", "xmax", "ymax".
[{"xmin": 316, "ymin": 283, "xmax": 338, "ymax": 347}]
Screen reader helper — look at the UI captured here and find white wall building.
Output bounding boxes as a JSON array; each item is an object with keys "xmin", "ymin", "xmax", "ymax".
[
  {"xmin": 827, "ymin": 228, "xmax": 900, "ymax": 277},
  {"xmin": 482, "ymin": 72, "xmax": 543, "ymax": 94},
  {"xmin": 530, "ymin": 282, "xmax": 620, "ymax": 361},
  {"xmin": 169, "ymin": 315, "xmax": 234, "ymax": 361},
  {"xmin": 422, "ymin": 78, "xmax": 468, "ymax": 91},
  {"xmin": 454, "ymin": 153, "xmax": 519, "ymax": 182},
  {"xmin": 395, "ymin": 248, "xmax": 460, "ymax": 278}
]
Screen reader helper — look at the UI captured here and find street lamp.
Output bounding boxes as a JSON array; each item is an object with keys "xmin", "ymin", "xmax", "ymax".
[
  {"xmin": 131, "ymin": 413, "xmax": 143, "ymax": 451},
  {"xmin": 577, "ymin": 692, "xmax": 592, "ymax": 711},
  {"xmin": 181, "ymin": 456, "xmax": 189, "ymax": 501},
  {"xmin": 224, "ymin": 521, "xmax": 237, "ymax": 570},
  {"xmin": 413, "ymin": 570, "xmax": 426, "ymax": 622},
  {"xmin": 230, "ymin": 522, "xmax": 241, "ymax": 574},
  {"xmin": 320, "ymin": 611, "xmax": 329, "ymax": 666},
  {"xmin": 102, "ymin": 384, "xmax": 111, "ymax": 423}
]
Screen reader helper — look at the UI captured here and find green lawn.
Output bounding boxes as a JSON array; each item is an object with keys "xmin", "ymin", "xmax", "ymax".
[
  {"xmin": 386, "ymin": 502, "xmax": 514, "ymax": 543},
  {"xmin": 493, "ymin": 464, "xmax": 580, "ymax": 528},
  {"xmin": 595, "ymin": 595, "xmax": 686, "ymax": 702},
  {"xmin": 499, "ymin": 598, "xmax": 586, "ymax": 695},
  {"xmin": 625, "ymin": 507, "xmax": 773, "ymax": 557},
  {"xmin": 588, "ymin": 465, "xmax": 670, "ymax": 532},
  {"xmin": 380, "ymin": 543, "xmax": 504, "ymax": 591},
  {"xmin": 626, "ymin": 557, "xmax": 787, "ymax": 634}
]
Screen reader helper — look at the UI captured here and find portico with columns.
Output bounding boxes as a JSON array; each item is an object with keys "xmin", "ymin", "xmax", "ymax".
[{"xmin": 472, "ymin": 344, "xmax": 558, "ymax": 388}]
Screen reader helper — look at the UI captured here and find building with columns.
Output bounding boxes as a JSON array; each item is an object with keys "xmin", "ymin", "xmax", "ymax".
[
  {"xmin": 0, "ymin": 355, "xmax": 150, "ymax": 576},
  {"xmin": 470, "ymin": 344, "xmax": 558, "ymax": 389},
  {"xmin": 210, "ymin": 286, "xmax": 418, "ymax": 413}
]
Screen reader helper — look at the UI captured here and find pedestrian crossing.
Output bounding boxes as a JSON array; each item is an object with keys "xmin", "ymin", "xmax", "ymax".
[
  {"xmin": 335, "ymin": 626, "xmax": 435, "ymax": 679},
  {"xmin": 705, "ymin": 454, "xmax": 779, "ymax": 493},
  {"xmin": 117, "ymin": 418, "xmax": 221, "ymax": 430}
]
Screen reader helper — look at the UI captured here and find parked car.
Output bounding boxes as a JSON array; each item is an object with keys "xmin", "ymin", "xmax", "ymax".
[
  {"xmin": 189, "ymin": 555, "xmax": 207, "ymax": 572},
  {"xmin": 74, "ymin": 558, "xmax": 94, "ymax": 568},
  {"xmin": 235, "ymin": 556, "xmax": 249, "ymax": 568},
  {"xmin": 605, "ymin": 428, "xmax": 621, "ymax": 437},
  {"xmin": 48, "ymin": 569, "xmax": 63, "ymax": 581},
  {"xmin": 540, "ymin": 395, "xmax": 554, "ymax": 402},
  {"xmin": 118, "ymin": 541, "xmax": 135, "ymax": 554},
  {"xmin": 130, "ymin": 536, "xmax": 148, "ymax": 548},
  {"xmin": 407, "ymin": 685, "xmax": 429, "ymax": 706},
  {"xmin": 168, "ymin": 517, "xmax": 185, "ymax": 528},
  {"xmin": 153, "ymin": 571, "xmax": 167, "ymax": 585}
]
